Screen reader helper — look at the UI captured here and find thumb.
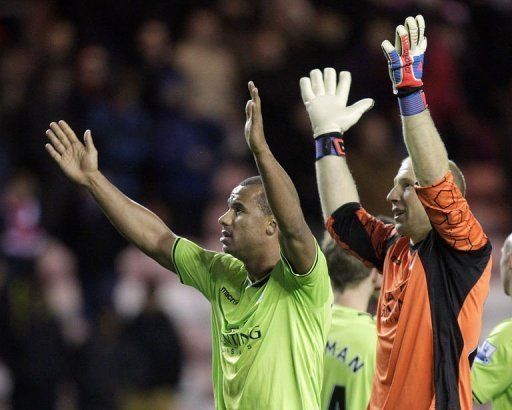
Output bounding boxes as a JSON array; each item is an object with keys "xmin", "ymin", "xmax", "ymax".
[
  {"xmin": 381, "ymin": 40, "xmax": 399, "ymax": 64},
  {"xmin": 351, "ymin": 98, "xmax": 375, "ymax": 116},
  {"xmin": 245, "ymin": 100, "xmax": 253, "ymax": 119},
  {"xmin": 83, "ymin": 130, "xmax": 96, "ymax": 152}
]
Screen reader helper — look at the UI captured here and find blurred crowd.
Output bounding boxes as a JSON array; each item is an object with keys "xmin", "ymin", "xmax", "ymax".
[{"xmin": 0, "ymin": 0, "xmax": 510, "ymax": 409}]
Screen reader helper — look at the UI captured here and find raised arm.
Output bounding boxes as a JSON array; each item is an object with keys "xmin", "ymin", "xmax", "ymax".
[
  {"xmin": 45, "ymin": 121, "xmax": 176, "ymax": 271},
  {"xmin": 300, "ymin": 69, "xmax": 373, "ymax": 220},
  {"xmin": 244, "ymin": 82, "xmax": 314, "ymax": 275},
  {"xmin": 382, "ymin": 15, "xmax": 448, "ymax": 185},
  {"xmin": 301, "ymin": 69, "xmax": 398, "ymax": 271}
]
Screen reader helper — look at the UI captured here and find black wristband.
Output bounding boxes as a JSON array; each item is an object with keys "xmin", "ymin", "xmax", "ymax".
[
  {"xmin": 315, "ymin": 133, "xmax": 345, "ymax": 161},
  {"xmin": 396, "ymin": 86, "xmax": 423, "ymax": 98}
]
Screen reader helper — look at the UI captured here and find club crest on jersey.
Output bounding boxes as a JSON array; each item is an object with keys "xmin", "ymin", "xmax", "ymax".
[{"xmin": 475, "ymin": 340, "xmax": 497, "ymax": 365}]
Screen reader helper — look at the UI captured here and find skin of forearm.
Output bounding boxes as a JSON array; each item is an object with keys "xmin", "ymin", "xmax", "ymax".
[
  {"xmin": 402, "ymin": 110, "xmax": 449, "ymax": 186},
  {"xmin": 315, "ymin": 156, "xmax": 359, "ymax": 221},
  {"xmin": 253, "ymin": 148, "xmax": 309, "ymax": 238},
  {"xmin": 85, "ymin": 170, "xmax": 176, "ymax": 269}
]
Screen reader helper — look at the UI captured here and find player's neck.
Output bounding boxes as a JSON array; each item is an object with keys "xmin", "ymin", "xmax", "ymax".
[
  {"xmin": 243, "ymin": 245, "xmax": 280, "ymax": 282},
  {"xmin": 409, "ymin": 225, "xmax": 431, "ymax": 245},
  {"xmin": 334, "ymin": 287, "xmax": 372, "ymax": 313}
]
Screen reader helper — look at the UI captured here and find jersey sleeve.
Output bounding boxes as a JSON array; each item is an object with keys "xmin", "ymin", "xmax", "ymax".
[
  {"xmin": 471, "ymin": 326, "xmax": 512, "ymax": 404},
  {"xmin": 415, "ymin": 172, "xmax": 488, "ymax": 251},
  {"xmin": 280, "ymin": 241, "xmax": 332, "ymax": 306},
  {"xmin": 171, "ymin": 237, "xmax": 218, "ymax": 301},
  {"xmin": 326, "ymin": 202, "xmax": 398, "ymax": 272}
]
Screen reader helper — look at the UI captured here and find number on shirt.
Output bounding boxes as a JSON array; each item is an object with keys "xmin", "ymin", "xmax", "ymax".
[{"xmin": 328, "ymin": 385, "xmax": 346, "ymax": 410}]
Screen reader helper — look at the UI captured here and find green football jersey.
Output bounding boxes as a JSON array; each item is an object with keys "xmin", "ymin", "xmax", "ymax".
[
  {"xmin": 321, "ymin": 305, "xmax": 376, "ymax": 410},
  {"xmin": 171, "ymin": 237, "xmax": 333, "ymax": 410},
  {"xmin": 471, "ymin": 318, "xmax": 512, "ymax": 410}
]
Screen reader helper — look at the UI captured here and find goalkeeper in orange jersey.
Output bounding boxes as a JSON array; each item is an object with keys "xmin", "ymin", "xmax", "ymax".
[{"xmin": 301, "ymin": 14, "xmax": 492, "ymax": 409}]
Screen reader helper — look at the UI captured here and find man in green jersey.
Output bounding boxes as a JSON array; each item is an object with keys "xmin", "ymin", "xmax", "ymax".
[
  {"xmin": 472, "ymin": 233, "xmax": 512, "ymax": 409},
  {"xmin": 43, "ymin": 82, "xmax": 332, "ymax": 409},
  {"xmin": 321, "ymin": 234, "xmax": 381, "ymax": 410}
]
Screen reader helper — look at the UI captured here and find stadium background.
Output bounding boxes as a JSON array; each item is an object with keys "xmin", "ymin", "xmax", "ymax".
[{"xmin": 0, "ymin": 0, "xmax": 510, "ymax": 408}]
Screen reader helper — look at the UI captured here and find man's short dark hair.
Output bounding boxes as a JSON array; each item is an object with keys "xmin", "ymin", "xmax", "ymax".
[
  {"xmin": 239, "ymin": 176, "xmax": 272, "ymax": 216},
  {"xmin": 321, "ymin": 233, "xmax": 371, "ymax": 293}
]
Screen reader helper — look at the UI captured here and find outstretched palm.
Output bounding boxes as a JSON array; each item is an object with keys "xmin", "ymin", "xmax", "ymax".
[
  {"xmin": 45, "ymin": 121, "xmax": 98, "ymax": 187},
  {"xmin": 244, "ymin": 82, "xmax": 267, "ymax": 154}
]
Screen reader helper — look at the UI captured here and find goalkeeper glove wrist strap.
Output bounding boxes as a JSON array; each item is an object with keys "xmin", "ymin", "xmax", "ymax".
[
  {"xmin": 397, "ymin": 88, "xmax": 428, "ymax": 116},
  {"xmin": 315, "ymin": 133, "xmax": 345, "ymax": 161}
]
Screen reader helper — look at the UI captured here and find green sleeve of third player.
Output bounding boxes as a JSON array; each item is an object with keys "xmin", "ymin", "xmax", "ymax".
[
  {"xmin": 171, "ymin": 237, "xmax": 219, "ymax": 301},
  {"xmin": 471, "ymin": 323, "xmax": 512, "ymax": 404}
]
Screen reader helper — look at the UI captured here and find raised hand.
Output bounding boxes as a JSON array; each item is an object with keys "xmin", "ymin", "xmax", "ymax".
[
  {"xmin": 300, "ymin": 68, "xmax": 374, "ymax": 138},
  {"xmin": 382, "ymin": 15, "xmax": 427, "ymax": 95},
  {"xmin": 45, "ymin": 121, "xmax": 98, "ymax": 187},
  {"xmin": 244, "ymin": 81, "xmax": 268, "ymax": 154}
]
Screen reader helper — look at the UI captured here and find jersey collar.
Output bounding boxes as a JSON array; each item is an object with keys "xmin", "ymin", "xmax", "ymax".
[{"xmin": 246, "ymin": 272, "xmax": 271, "ymax": 288}]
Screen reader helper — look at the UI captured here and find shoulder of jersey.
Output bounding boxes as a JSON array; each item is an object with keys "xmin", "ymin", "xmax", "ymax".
[{"xmin": 490, "ymin": 318, "xmax": 512, "ymax": 341}]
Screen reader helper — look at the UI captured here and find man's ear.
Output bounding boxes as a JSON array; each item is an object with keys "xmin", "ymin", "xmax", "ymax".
[{"xmin": 266, "ymin": 218, "xmax": 277, "ymax": 236}]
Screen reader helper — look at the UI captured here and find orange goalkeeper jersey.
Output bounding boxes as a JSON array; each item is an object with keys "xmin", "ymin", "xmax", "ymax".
[{"xmin": 327, "ymin": 172, "xmax": 492, "ymax": 410}]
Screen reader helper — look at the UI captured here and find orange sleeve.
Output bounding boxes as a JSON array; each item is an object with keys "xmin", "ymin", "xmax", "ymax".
[
  {"xmin": 415, "ymin": 172, "xmax": 487, "ymax": 251},
  {"xmin": 326, "ymin": 203, "xmax": 398, "ymax": 271}
]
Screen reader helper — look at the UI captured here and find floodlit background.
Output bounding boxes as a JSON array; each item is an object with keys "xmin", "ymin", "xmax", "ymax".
[{"xmin": 0, "ymin": 0, "xmax": 510, "ymax": 409}]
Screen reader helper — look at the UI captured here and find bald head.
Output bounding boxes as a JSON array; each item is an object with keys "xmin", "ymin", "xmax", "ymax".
[{"xmin": 402, "ymin": 158, "xmax": 466, "ymax": 196}]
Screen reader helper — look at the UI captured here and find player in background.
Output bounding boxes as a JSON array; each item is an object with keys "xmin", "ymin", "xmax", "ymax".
[
  {"xmin": 301, "ymin": 15, "xmax": 492, "ymax": 409},
  {"xmin": 44, "ymin": 82, "xmax": 332, "ymax": 409},
  {"xmin": 471, "ymin": 233, "xmax": 512, "ymax": 409},
  {"xmin": 321, "ymin": 234, "xmax": 381, "ymax": 410}
]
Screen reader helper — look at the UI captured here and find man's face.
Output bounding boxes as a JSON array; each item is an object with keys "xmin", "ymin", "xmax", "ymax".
[
  {"xmin": 500, "ymin": 240, "xmax": 512, "ymax": 296},
  {"xmin": 386, "ymin": 159, "xmax": 431, "ymax": 242},
  {"xmin": 218, "ymin": 185, "xmax": 274, "ymax": 260}
]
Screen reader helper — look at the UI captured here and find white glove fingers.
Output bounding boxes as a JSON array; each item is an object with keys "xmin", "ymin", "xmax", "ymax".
[
  {"xmin": 323, "ymin": 67, "xmax": 336, "ymax": 95},
  {"xmin": 310, "ymin": 69, "xmax": 325, "ymax": 96},
  {"xmin": 336, "ymin": 71, "xmax": 351, "ymax": 106},
  {"xmin": 345, "ymin": 98, "xmax": 374, "ymax": 126},
  {"xmin": 382, "ymin": 40, "xmax": 401, "ymax": 64},
  {"xmin": 300, "ymin": 77, "xmax": 315, "ymax": 103},
  {"xmin": 396, "ymin": 25, "xmax": 410, "ymax": 55},
  {"xmin": 394, "ymin": 26, "xmax": 402, "ymax": 54},
  {"xmin": 405, "ymin": 16, "xmax": 418, "ymax": 52},
  {"xmin": 352, "ymin": 98, "xmax": 375, "ymax": 115},
  {"xmin": 420, "ymin": 36, "xmax": 427, "ymax": 54},
  {"xmin": 416, "ymin": 15, "xmax": 426, "ymax": 42}
]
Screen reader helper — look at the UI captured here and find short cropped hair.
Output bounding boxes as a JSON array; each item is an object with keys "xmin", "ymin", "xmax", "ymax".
[
  {"xmin": 321, "ymin": 232, "xmax": 371, "ymax": 293},
  {"xmin": 239, "ymin": 176, "xmax": 273, "ymax": 216}
]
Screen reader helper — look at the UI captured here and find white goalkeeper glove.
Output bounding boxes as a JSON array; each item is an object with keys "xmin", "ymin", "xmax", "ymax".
[{"xmin": 300, "ymin": 68, "xmax": 374, "ymax": 138}]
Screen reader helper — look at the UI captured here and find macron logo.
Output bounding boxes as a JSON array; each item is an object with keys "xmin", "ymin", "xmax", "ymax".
[{"xmin": 221, "ymin": 287, "xmax": 239, "ymax": 305}]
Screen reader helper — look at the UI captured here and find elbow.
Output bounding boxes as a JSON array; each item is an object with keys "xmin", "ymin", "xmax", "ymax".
[{"xmin": 145, "ymin": 230, "xmax": 176, "ymax": 267}]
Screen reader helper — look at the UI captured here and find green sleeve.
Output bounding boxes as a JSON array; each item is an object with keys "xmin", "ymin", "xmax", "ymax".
[
  {"xmin": 280, "ymin": 242, "xmax": 332, "ymax": 306},
  {"xmin": 471, "ymin": 326, "xmax": 512, "ymax": 404},
  {"xmin": 171, "ymin": 237, "xmax": 219, "ymax": 301}
]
